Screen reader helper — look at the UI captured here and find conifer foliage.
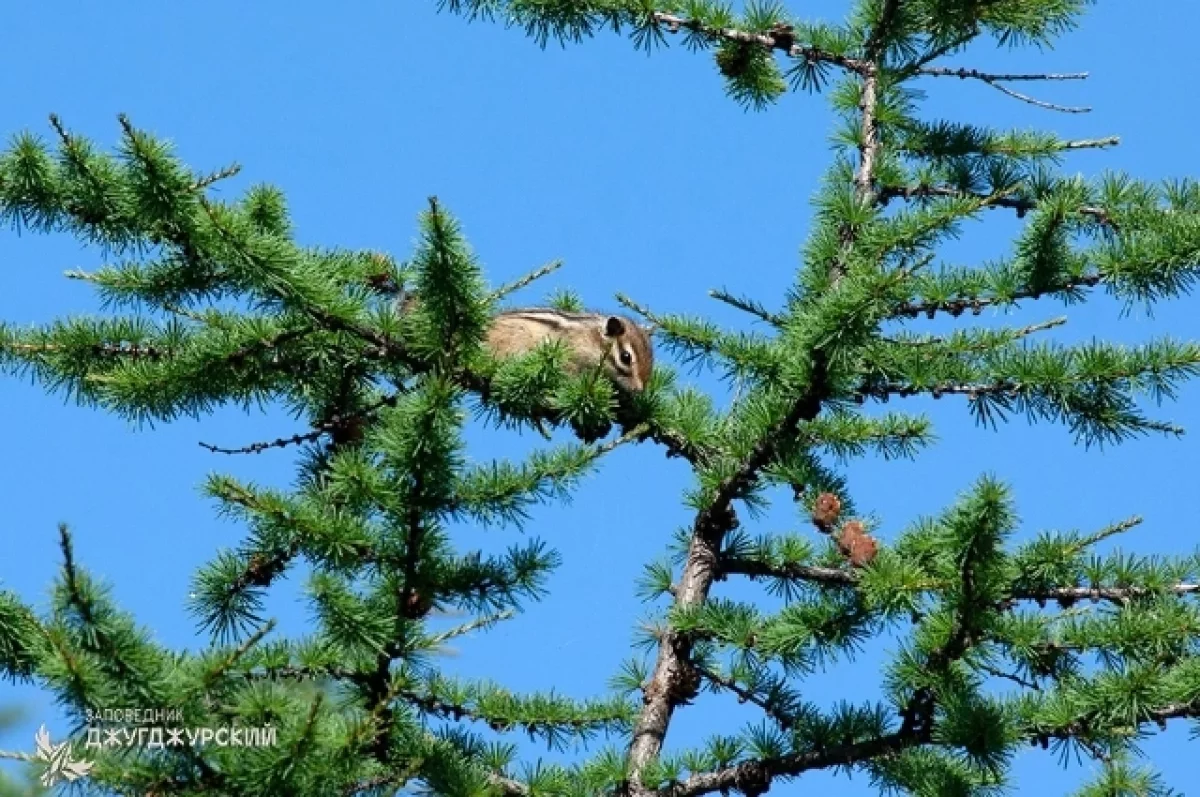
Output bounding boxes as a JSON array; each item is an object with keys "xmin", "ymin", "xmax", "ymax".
[{"xmin": 3, "ymin": 1, "xmax": 1200, "ymax": 795}]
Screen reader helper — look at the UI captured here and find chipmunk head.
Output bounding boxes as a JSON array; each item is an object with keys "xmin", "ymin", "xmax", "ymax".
[{"xmin": 602, "ymin": 315, "xmax": 654, "ymax": 392}]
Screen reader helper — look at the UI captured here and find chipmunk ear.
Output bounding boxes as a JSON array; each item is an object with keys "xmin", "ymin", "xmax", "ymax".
[{"xmin": 605, "ymin": 316, "xmax": 626, "ymax": 337}]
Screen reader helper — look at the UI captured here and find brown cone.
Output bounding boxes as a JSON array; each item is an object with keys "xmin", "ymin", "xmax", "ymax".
[
  {"xmin": 811, "ymin": 492, "xmax": 843, "ymax": 533},
  {"xmin": 837, "ymin": 520, "xmax": 879, "ymax": 567}
]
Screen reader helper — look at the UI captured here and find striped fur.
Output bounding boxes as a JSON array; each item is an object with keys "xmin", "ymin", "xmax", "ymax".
[
  {"xmin": 487, "ymin": 309, "xmax": 654, "ymax": 392},
  {"xmin": 396, "ymin": 296, "xmax": 653, "ymax": 392}
]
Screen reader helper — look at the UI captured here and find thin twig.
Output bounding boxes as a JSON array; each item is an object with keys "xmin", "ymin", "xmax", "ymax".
[
  {"xmin": 707, "ymin": 288, "xmax": 784, "ymax": 326},
  {"xmin": 977, "ymin": 662, "xmax": 1042, "ymax": 691},
  {"xmin": 878, "ymin": 184, "xmax": 1114, "ymax": 224},
  {"xmin": 883, "ymin": 316, "xmax": 1067, "ymax": 351},
  {"xmin": 426, "ymin": 610, "xmax": 516, "ymax": 647},
  {"xmin": 1061, "ymin": 136, "xmax": 1120, "ymax": 150},
  {"xmin": 203, "ymin": 619, "xmax": 277, "ymax": 685},
  {"xmin": 916, "ymin": 66, "xmax": 1092, "ymax": 111},
  {"xmin": 900, "ymin": 30, "xmax": 978, "ymax": 74},
  {"xmin": 3, "ymin": 341, "xmax": 169, "ymax": 359},
  {"xmin": 893, "ymin": 273, "xmax": 1104, "ymax": 319},
  {"xmin": 1069, "ymin": 516, "xmax": 1143, "ymax": 552},
  {"xmin": 161, "ymin": 302, "xmax": 212, "ymax": 323},
  {"xmin": 614, "ymin": 293, "xmax": 661, "ymax": 326},
  {"xmin": 490, "ymin": 259, "xmax": 564, "ymax": 301},
  {"xmin": 918, "ymin": 66, "xmax": 1089, "ymax": 82},
  {"xmin": 192, "ymin": 163, "xmax": 243, "ymax": 191},
  {"xmin": 721, "ymin": 558, "xmax": 858, "ymax": 587},
  {"xmin": 199, "ymin": 429, "xmax": 324, "ymax": 455},
  {"xmin": 199, "ymin": 392, "xmax": 402, "ymax": 455},
  {"xmin": 984, "ymin": 81, "xmax": 1090, "ymax": 113},
  {"xmin": 695, "ymin": 664, "xmax": 796, "ymax": 729}
]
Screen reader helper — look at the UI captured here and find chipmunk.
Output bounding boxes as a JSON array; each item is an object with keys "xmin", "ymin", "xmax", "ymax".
[
  {"xmin": 488, "ymin": 308, "xmax": 654, "ymax": 392},
  {"xmin": 396, "ymin": 294, "xmax": 654, "ymax": 392}
]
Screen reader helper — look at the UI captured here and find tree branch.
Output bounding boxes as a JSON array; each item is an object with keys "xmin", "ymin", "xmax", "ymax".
[
  {"xmin": 981, "ymin": 81, "xmax": 1090, "ymax": 114},
  {"xmin": 918, "ymin": 67, "xmax": 1089, "ymax": 82},
  {"xmin": 2, "ymin": 341, "xmax": 171, "ymax": 359},
  {"xmin": 892, "ymin": 273, "xmax": 1104, "ymax": 319},
  {"xmin": 662, "ymin": 594, "xmax": 1066, "ymax": 797},
  {"xmin": 659, "ymin": 728, "xmax": 921, "ymax": 797},
  {"xmin": 916, "ymin": 66, "xmax": 1091, "ymax": 113},
  {"xmin": 878, "ymin": 184, "xmax": 1114, "ymax": 225},
  {"xmin": 625, "ymin": 362, "xmax": 829, "ymax": 785},
  {"xmin": 694, "ymin": 664, "xmax": 797, "ymax": 730},
  {"xmin": 191, "ymin": 162, "xmax": 243, "ymax": 191},
  {"xmin": 1035, "ymin": 699, "xmax": 1200, "ymax": 749},
  {"xmin": 199, "ymin": 428, "xmax": 325, "ymax": 455},
  {"xmin": 720, "ymin": 557, "xmax": 858, "ymax": 587},
  {"xmin": 625, "ymin": 4, "xmax": 897, "ymax": 786},
  {"xmin": 650, "ymin": 12, "xmax": 868, "ymax": 74},
  {"xmin": 854, "ymin": 0, "xmax": 900, "ymax": 202},
  {"xmin": 199, "ymin": 392, "xmax": 403, "ymax": 455},
  {"xmin": 1013, "ymin": 583, "xmax": 1200, "ymax": 605},
  {"xmin": 707, "ymin": 288, "xmax": 784, "ymax": 326},
  {"xmin": 722, "ymin": 553, "xmax": 1199, "ymax": 608},
  {"xmin": 489, "ymin": 259, "xmax": 563, "ymax": 301}
]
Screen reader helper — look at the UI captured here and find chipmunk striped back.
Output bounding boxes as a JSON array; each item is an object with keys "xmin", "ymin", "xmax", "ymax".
[
  {"xmin": 487, "ymin": 309, "xmax": 654, "ymax": 392},
  {"xmin": 395, "ymin": 295, "xmax": 654, "ymax": 392}
]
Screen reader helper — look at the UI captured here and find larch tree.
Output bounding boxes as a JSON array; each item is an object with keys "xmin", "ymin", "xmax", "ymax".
[{"xmin": 2, "ymin": 1, "xmax": 1200, "ymax": 796}]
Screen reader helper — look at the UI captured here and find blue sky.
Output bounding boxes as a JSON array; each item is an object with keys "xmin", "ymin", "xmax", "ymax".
[{"xmin": 2, "ymin": 0, "xmax": 1199, "ymax": 793}]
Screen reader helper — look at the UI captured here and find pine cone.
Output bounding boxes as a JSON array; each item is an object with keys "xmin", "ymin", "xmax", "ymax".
[
  {"xmin": 811, "ymin": 492, "xmax": 842, "ymax": 532},
  {"xmin": 837, "ymin": 520, "xmax": 879, "ymax": 567}
]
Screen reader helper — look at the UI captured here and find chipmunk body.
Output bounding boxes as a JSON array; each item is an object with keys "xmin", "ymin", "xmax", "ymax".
[
  {"xmin": 487, "ymin": 308, "xmax": 653, "ymax": 392},
  {"xmin": 397, "ymin": 295, "xmax": 653, "ymax": 392}
]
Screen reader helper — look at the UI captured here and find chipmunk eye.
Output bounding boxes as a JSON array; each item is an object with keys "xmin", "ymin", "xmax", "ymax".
[{"xmin": 619, "ymin": 349, "xmax": 633, "ymax": 367}]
